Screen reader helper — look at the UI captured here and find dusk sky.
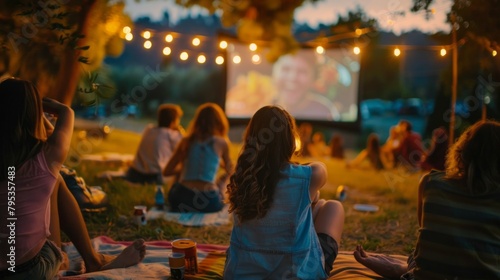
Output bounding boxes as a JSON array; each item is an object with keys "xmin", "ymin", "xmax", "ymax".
[{"xmin": 124, "ymin": 0, "xmax": 452, "ymax": 34}]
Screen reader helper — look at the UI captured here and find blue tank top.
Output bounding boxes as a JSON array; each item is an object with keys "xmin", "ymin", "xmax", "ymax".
[
  {"xmin": 224, "ymin": 163, "xmax": 327, "ymax": 279},
  {"xmin": 181, "ymin": 137, "xmax": 220, "ymax": 183}
]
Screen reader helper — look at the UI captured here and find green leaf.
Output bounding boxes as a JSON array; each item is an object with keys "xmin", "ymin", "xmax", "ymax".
[
  {"xmin": 53, "ymin": 12, "xmax": 69, "ymax": 19},
  {"xmin": 74, "ymin": 45, "xmax": 90, "ymax": 50},
  {"xmin": 17, "ymin": 9, "xmax": 35, "ymax": 16},
  {"xmin": 78, "ymin": 56, "xmax": 90, "ymax": 64},
  {"xmin": 50, "ymin": 23, "xmax": 71, "ymax": 30}
]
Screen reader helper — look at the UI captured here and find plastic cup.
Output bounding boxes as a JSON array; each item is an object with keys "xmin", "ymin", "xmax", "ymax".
[
  {"xmin": 171, "ymin": 239, "xmax": 198, "ymax": 274},
  {"xmin": 168, "ymin": 252, "xmax": 185, "ymax": 280},
  {"xmin": 133, "ymin": 205, "xmax": 147, "ymax": 226}
]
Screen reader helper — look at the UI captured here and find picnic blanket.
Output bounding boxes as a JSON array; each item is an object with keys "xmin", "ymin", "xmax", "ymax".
[
  {"xmin": 146, "ymin": 206, "xmax": 232, "ymax": 227},
  {"xmin": 58, "ymin": 236, "xmax": 407, "ymax": 279},
  {"xmin": 59, "ymin": 236, "xmax": 226, "ymax": 279}
]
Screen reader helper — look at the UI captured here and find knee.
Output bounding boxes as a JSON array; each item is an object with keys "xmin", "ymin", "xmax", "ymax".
[{"xmin": 323, "ymin": 200, "xmax": 345, "ymax": 216}]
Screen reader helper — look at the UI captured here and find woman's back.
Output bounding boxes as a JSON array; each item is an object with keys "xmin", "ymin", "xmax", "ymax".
[
  {"xmin": 225, "ymin": 163, "xmax": 327, "ymax": 279},
  {"xmin": 414, "ymin": 171, "xmax": 500, "ymax": 279},
  {"xmin": 181, "ymin": 136, "xmax": 221, "ymax": 183},
  {"xmin": 0, "ymin": 152, "xmax": 58, "ymax": 270}
]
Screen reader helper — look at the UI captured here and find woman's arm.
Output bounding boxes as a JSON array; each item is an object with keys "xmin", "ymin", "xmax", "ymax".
[
  {"xmin": 308, "ymin": 161, "xmax": 327, "ymax": 202},
  {"xmin": 42, "ymin": 97, "xmax": 74, "ymax": 175},
  {"xmin": 346, "ymin": 149, "xmax": 368, "ymax": 168},
  {"xmin": 163, "ymin": 139, "xmax": 186, "ymax": 177},
  {"xmin": 221, "ymin": 139, "xmax": 234, "ymax": 176},
  {"xmin": 417, "ymin": 173, "xmax": 430, "ymax": 227}
]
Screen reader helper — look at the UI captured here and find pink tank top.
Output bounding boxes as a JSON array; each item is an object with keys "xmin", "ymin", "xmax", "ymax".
[{"xmin": 0, "ymin": 151, "xmax": 57, "ymax": 269}]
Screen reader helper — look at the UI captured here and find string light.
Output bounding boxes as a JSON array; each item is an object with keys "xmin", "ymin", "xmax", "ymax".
[
  {"xmin": 251, "ymin": 54, "xmax": 261, "ymax": 64},
  {"xmin": 198, "ymin": 54, "xmax": 206, "ymax": 64},
  {"xmin": 192, "ymin": 37, "xmax": 201, "ymax": 46},
  {"xmin": 122, "ymin": 27, "xmax": 464, "ymax": 66},
  {"xmin": 233, "ymin": 55, "xmax": 241, "ymax": 64},
  {"xmin": 215, "ymin": 56, "xmax": 225, "ymax": 65},
  {"xmin": 355, "ymin": 28, "xmax": 362, "ymax": 36},
  {"xmin": 142, "ymin": 31, "xmax": 151, "ymax": 39},
  {"xmin": 493, "ymin": 50, "xmax": 498, "ymax": 57},
  {"xmin": 163, "ymin": 47, "xmax": 171, "ymax": 56},
  {"xmin": 125, "ymin": 33, "xmax": 133, "ymax": 41},
  {"xmin": 219, "ymin": 40, "xmax": 228, "ymax": 49},
  {"xmin": 180, "ymin": 51, "xmax": 189, "ymax": 61},
  {"xmin": 394, "ymin": 47, "xmax": 401, "ymax": 57}
]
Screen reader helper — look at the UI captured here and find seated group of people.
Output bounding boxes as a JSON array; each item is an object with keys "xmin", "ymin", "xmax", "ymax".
[
  {"xmin": 2, "ymin": 77, "xmax": 499, "ymax": 279},
  {"xmin": 333, "ymin": 120, "xmax": 447, "ymax": 172},
  {"xmin": 124, "ymin": 102, "xmax": 233, "ymax": 213},
  {"xmin": 299, "ymin": 119, "xmax": 449, "ymax": 173}
]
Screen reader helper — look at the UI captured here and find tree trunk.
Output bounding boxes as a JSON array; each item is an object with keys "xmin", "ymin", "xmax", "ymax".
[{"xmin": 48, "ymin": 0, "xmax": 97, "ymax": 105}]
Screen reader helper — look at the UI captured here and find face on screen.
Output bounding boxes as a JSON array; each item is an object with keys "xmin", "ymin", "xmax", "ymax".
[
  {"xmin": 225, "ymin": 42, "xmax": 360, "ymax": 122},
  {"xmin": 272, "ymin": 54, "xmax": 314, "ymax": 105}
]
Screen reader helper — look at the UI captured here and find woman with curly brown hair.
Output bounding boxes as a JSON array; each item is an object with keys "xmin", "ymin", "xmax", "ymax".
[
  {"xmin": 223, "ymin": 106, "xmax": 345, "ymax": 279},
  {"xmin": 354, "ymin": 120, "xmax": 500, "ymax": 279}
]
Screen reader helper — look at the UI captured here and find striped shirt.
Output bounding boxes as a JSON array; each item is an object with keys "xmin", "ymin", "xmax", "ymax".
[{"xmin": 413, "ymin": 171, "xmax": 500, "ymax": 279}]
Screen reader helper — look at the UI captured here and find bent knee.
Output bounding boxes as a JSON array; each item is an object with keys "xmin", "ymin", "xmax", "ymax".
[{"xmin": 324, "ymin": 199, "xmax": 344, "ymax": 213}]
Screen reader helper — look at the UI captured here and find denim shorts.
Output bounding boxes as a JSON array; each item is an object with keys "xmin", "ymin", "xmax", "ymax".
[
  {"xmin": 125, "ymin": 167, "xmax": 163, "ymax": 185},
  {"xmin": 317, "ymin": 233, "xmax": 339, "ymax": 274},
  {"xmin": 168, "ymin": 182, "xmax": 224, "ymax": 213},
  {"xmin": 0, "ymin": 240, "xmax": 63, "ymax": 279}
]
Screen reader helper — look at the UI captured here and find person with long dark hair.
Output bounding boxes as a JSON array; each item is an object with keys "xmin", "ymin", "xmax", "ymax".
[
  {"xmin": 0, "ymin": 78, "xmax": 145, "ymax": 279},
  {"xmin": 224, "ymin": 106, "xmax": 344, "ymax": 278},
  {"xmin": 346, "ymin": 133, "xmax": 384, "ymax": 170}
]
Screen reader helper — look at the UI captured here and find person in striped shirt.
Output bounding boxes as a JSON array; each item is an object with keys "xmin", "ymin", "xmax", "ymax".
[{"xmin": 354, "ymin": 120, "xmax": 500, "ymax": 280}]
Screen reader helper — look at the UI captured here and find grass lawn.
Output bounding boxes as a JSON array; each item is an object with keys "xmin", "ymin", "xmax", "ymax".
[{"xmin": 67, "ymin": 126, "xmax": 423, "ymax": 256}]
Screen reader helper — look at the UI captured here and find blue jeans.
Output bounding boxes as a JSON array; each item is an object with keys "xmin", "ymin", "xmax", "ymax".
[
  {"xmin": 125, "ymin": 167, "xmax": 163, "ymax": 185},
  {"xmin": 168, "ymin": 182, "xmax": 224, "ymax": 213}
]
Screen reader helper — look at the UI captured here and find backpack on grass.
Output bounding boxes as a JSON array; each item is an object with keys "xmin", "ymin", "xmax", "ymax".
[{"xmin": 60, "ymin": 166, "xmax": 109, "ymax": 212}]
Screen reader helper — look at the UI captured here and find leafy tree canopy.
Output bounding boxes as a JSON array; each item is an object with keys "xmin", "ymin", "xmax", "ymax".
[
  {"xmin": 173, "ymin": 0, "xmax": 323, "ymax": 61},
  {"xmin": 0, "ymin": 0, "xmax": 132, "ymax": 104},
  {"xmin": 412, "ymin": 0, "xmax": 500, "ymax": 51}
]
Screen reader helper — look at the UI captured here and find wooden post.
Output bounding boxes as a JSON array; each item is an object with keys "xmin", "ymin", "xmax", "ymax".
[{"xmin": 449, "ymin": 12, "xmax": 458, "ymax": 147}]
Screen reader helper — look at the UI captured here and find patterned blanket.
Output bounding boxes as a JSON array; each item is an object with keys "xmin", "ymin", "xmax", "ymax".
[{"xmin": 58, "ymin": 236, "xmax": 406, "ymax": 279}]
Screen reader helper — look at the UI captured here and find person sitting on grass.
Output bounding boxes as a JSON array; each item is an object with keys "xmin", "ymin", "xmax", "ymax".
[
  {"xmin": 329, "ymin": 134, "xmax": 345, "ymax": 159},
  {"xmin": 392, "ymin": 120, "xmax": 424, "ymax": 170},
  {"xmin": 346, "ymin": 133, "xmax": 384, "ymax": 170},
  {"xmin": 380, "ymin": 125, "xmax": 402, "ymax": 168},
  {"xmin": 163, "ymin": 103, "xmax": 233, "ymax": 213},
  {"xmin": 354, "ymin": 120, "xmax": 500, "ymax": 279},
  {"xmin": 0, "ymin": 78, "xmax": 146, "ymax": 279},
  {"xmin": 125, "ymin": 104, "xmax": 184, "ymax": 185},
  {"xmin": 420, "ymin": 126, "xmax": 448, "ymax": 172},
  {"xmin": 224, "ymin": 106, "xmax": 345, "ymax": 279}
]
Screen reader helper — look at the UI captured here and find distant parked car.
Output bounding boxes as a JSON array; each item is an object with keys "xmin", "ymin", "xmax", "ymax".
[
  {"xmin": 396, "ymin": 98, "xmax": 425, "ymax": 116},
  {"xmin": 83, "ymin": 104, "xmax": 108, "ymax": 119},
  {"xmin": 360, "ymin": 99, "xmax": 392, "ymax": 119}
]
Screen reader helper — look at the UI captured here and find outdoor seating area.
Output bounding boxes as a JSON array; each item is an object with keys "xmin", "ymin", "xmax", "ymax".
[{"xmin": 1, "ymin": 0, "xmax": 499, "ymax": 279}]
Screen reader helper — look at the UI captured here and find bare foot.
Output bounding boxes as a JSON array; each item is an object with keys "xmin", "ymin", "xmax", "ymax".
[
  {"xmin": 87, "ymin": 239, "xmax": 146, "ymax": 272},
  {"xmin": 353, "ymin": 245, "xmax": 407, "ymax": 280}
]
